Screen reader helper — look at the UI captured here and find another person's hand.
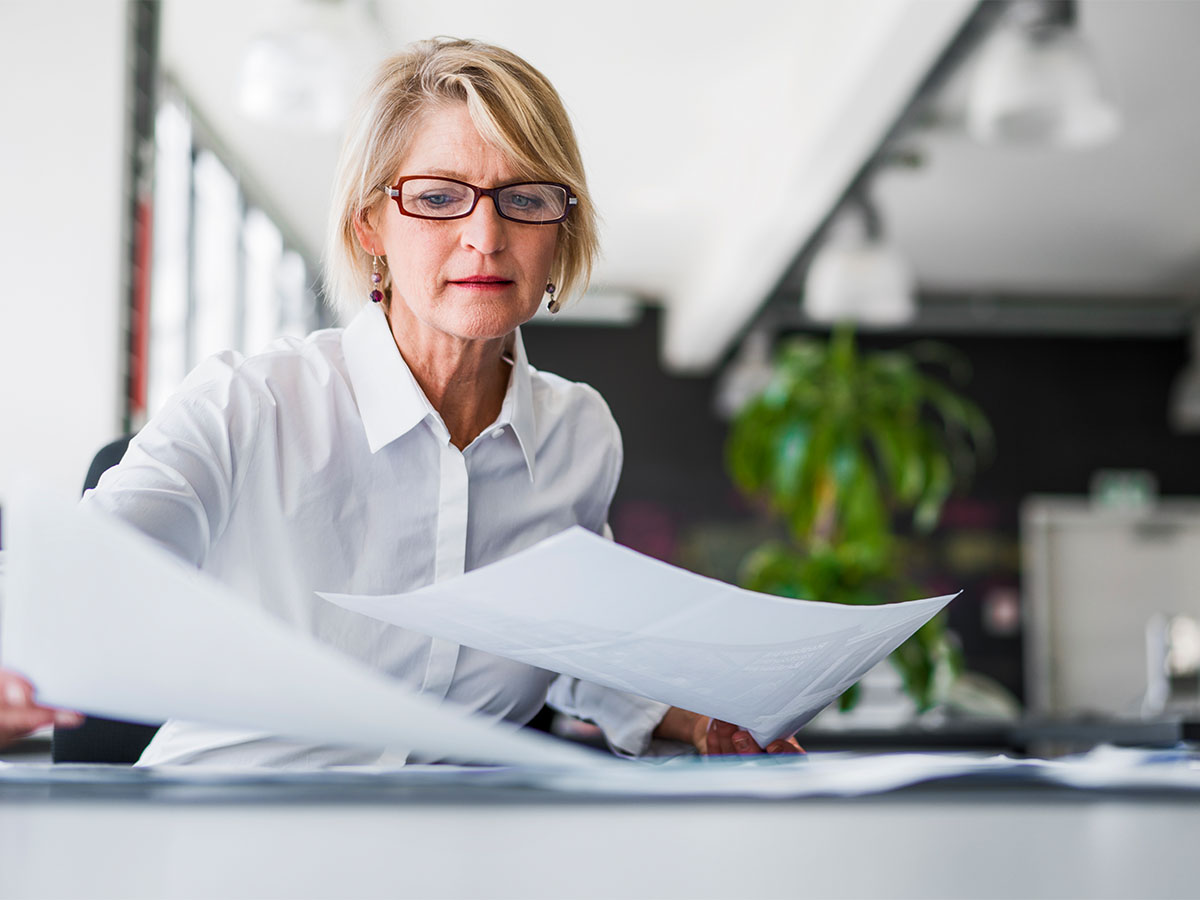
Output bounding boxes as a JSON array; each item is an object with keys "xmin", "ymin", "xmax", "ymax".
[
  {"xmin": 655, "ymin": 706, "xmax": 803, "ymax": 756},
  {"xmin": 0, "ymin": 668, "xmax": 83, "ymax": 747}
]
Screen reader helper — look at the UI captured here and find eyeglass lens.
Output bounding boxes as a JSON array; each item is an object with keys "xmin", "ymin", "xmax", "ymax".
[{"xmin": 400, "ymin": 178, "xmax": 569, "ymax": 223}]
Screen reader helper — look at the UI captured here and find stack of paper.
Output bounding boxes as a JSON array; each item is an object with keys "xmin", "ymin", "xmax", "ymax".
[{"xmin": 2, "ymin": 492, "xmax": 953, "ymax": 762}]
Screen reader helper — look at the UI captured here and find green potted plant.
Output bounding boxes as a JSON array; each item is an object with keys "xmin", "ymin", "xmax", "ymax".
[{"xmin": 726, "ymin": 327, "xmax": 993, "ymax": 711}]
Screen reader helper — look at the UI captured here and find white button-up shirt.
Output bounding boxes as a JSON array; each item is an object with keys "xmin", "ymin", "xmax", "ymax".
[{"xmin": 83, "ymin": 303, "xmax": 668, "ymax": 767}]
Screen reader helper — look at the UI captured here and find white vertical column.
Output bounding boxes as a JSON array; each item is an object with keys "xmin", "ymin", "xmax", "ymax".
[{"xmin": 0, "ymin": 0, "xmax": 127, "ymax": 507}]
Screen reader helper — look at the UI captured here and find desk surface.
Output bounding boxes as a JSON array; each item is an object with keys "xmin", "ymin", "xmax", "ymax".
[{"xmin": 2, "ymin": 775, "xmax": 1198, "ymax": 900}]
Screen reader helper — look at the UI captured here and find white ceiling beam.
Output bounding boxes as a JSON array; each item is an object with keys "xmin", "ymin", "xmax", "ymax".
[{"xmin": 660, "ymin": 0, "xmax": 977, "ymax": 373}]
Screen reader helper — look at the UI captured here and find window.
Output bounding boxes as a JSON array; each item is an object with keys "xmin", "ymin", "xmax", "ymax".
[{"xmin": 144, "ymin": 93, "xmax": 327, "ymax": 420}]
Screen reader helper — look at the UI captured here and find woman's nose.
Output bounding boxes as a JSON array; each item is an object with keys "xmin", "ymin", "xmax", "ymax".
[{"xmin": 460, "ymin": 196, "xmax": 507, "ymax": 254}]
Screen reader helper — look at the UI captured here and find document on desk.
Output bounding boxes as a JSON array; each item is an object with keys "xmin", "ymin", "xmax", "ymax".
[
  {"xmin": 0, "ymin": 493, "xmax": 603, "ymax": 770},
  {"xmin": 321, "ymin": 528, "xmax": 957, "ymax": 746}
]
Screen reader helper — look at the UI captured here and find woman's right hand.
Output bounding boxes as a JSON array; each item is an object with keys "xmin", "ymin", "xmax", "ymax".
[{"xmin": 0, "ymin": 668, "xmax": 83, "ymax": 747}]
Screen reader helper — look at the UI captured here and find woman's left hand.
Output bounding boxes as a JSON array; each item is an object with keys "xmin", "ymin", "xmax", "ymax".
[{"xmin": 655, "ymin": 706, "xmax": 803, "ymax": 756}]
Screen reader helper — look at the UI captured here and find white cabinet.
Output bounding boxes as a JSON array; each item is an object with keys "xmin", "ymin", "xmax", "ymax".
[{"xmin": 1022, "ymin": 497, "xmax": 1200, "ymax": 716}]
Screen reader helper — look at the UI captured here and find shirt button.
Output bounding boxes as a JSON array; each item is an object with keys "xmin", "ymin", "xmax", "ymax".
[{"xmin": 491, "ymin": 428, "xmax": 505, "ymax": 439}]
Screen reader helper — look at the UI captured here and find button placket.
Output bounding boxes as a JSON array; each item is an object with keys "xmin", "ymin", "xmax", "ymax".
[{"xmin": 421, "ymin": 436, "xmax": 467, "ymax": 700}]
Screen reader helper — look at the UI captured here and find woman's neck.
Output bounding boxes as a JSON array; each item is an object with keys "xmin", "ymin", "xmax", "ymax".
[{"xmin": 384, "ymin": 306, "xmax": 513, "ymax": 451}]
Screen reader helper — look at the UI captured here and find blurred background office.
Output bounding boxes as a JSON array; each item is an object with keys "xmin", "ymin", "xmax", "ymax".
[{"xmin": 3, "ymin": 0, "xmax": 1200, "ymax": 739}]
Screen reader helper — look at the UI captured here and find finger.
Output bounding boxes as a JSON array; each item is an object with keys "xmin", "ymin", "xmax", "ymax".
[
  {"xmin": 53, "ymin": 709, "xmax": 85, "ymax": 728},
  {"xmin": 691, "ymin": 715, "xmax": 712, "ymax": 756},
  {"xmin": 733, "ymin": 730, "xmax": 763, "ymax": 755},
  {"xmin": 705, "ymin": 718, "xmax": 725, "ymax": 756},
  {"xmin": 2, "ymin": 673, "xmax": 34, "ymax": 709},
  {"xmin": 1, "ymin": 704, "xmax": 75, "ymax": 732},
  {"xmin": 1, "ymin": 676, "xmax": 49, "ymax": 736},
  {"xmin": 3, "ymin": 674, "xmax": 84, "ymax": 729},
  {"xmin": 0, "ymin": 707, "xmax": 57, "ymax": 739},
  {"xmin": 707, "ymin": 719, "xmax": 727, "ymax": 755},
  {"xmin": 766, "ymin": 739, "xmax": 802, "ymax": 754},
  {"xmin": 712, "ymin": 719, "xmax": 739, "ymax": 755}
]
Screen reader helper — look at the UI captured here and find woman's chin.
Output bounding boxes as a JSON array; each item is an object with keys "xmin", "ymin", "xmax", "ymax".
[
  {"xmin": 390, "ymin": 290, "xmax": 540, "ymax": 343},
  {"xmin": 439, "ymin": 300, "xmax": 539, "ymax": 339}
]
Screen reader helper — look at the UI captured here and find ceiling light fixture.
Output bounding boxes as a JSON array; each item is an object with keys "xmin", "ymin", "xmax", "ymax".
[
  {"xmin": 713, "ymin": 327, "xmax": 775, "ymax": 421},
  {"xmin": 967, "ymin": 0, "xmax": 1120, "ymax": 148},
  {"xmin": 802, "ymin": 196, "xmax": 917, "ymax": 328},
  {"xmin": 237, "ymin": 0, "xmax": 354, "ymax": 133}
]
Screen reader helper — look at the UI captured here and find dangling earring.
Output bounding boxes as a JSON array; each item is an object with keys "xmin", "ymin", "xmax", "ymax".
[
  {"xmin": 546, "ymin": 282, "xmax": 560, "ymax": 314},
  {"xmin": 370, "ymin": 255, "xmax": 384, "ymax": 303}
]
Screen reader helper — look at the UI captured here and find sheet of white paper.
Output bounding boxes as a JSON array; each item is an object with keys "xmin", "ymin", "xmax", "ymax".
[
  {"xmin": 0, "ymin": 490, "xmax": 604, "ymax": 770},
  {"xmin": 1029, "ymin": 744, "xmax": 1200, "ymax": 790},
  {"xmin": 321, "ymin": 527, "xmax": 957, "ymax": 746}
]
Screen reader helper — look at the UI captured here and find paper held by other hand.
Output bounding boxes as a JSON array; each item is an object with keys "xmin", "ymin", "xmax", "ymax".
[
  {"xmin": 0, "ymin": 491, "xmax": 602, "ymax": 770},
  {"xmin": 322, "ymin": 528, "xmax": 958, "ymax": 746}
]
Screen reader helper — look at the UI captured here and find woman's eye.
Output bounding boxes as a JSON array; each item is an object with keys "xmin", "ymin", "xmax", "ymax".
[
  {"xmin": 419, "ymin": 193, "xmax": 454, "ymax": 207},
  {"xmin": 507, "ymin": 193, "xmax": 543, "ymax": 210}
]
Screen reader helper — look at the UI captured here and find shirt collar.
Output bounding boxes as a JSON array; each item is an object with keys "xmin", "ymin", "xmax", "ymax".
[
  {"xmin": 342, "ymin": 303, "xmax": 538, "ymax": 480},
  {"xmin": 342, "ymin": 303, "xmax": 432, "ymax": 453}
]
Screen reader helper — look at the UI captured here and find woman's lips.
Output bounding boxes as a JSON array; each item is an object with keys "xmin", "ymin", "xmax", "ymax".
[{"xmin": 448, "ymin": 276, "xmax": 514, "ymax": 290}]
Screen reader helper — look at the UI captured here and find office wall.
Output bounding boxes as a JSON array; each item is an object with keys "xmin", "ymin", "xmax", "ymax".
[{"xmin": 0, "ymin": 1, "xmax": 128, "ymax": 521}]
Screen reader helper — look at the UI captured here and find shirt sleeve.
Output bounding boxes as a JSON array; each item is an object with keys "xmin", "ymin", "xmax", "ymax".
[
  {"xmin": 80, "ymin": 351, "xmax": 260, "ymax": 567},
  {"xmin": 544, "ymin": 673, "xmax": 671, "ymax": 758}
]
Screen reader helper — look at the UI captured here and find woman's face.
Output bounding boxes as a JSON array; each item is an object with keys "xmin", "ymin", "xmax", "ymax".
[{"xmin": 366, "ymin": 103, "xmax": 560, "ymax": 345}]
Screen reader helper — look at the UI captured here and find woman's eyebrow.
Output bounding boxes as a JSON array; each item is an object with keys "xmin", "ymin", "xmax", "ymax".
[
  {"xmin": 419, "ymin": 167, "xmax": 468, "ymax": 180},
  {"xmin": 413, "ymin": 168, "xmax": 527, "ymax": 184}
]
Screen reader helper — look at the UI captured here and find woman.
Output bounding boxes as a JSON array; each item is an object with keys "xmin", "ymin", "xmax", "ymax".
[{"xmin": 0, "ymin": 38, "xmax": 799, "ymax": 763}]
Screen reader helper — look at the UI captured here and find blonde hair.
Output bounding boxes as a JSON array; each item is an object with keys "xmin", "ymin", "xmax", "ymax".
[{"xmin": 325, "ymin": 37, "xmax": 598, "ymax": 318}]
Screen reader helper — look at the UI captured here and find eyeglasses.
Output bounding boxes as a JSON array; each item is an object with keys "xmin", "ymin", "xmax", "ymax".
[{"xmin": 381, "ymin": 176, "xmax": 577, "ymax": 225}]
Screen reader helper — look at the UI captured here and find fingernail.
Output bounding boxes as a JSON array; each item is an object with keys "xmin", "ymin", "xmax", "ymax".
[
  {"xmin": 54, "ymin": 710, "xmax": 84, "ymax": 727},
  {"xmin": 4, "ymin": 681, "xmax": 26, "ymax": 707},
  {"xmin": 733, "ymin": 732, "xmax": 751, "ymax": 750}
]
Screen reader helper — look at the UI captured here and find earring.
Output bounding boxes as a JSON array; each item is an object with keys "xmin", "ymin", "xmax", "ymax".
[
  {"xmin": 370, "ymin": 256, "xmax": 384, "ymax": 303},
  {"xmin": 546, "ymin": 282, "xmax": 560, "ymax": 314}
]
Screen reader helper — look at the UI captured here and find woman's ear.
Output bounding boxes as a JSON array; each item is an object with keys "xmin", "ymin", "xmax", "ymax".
[{"xmin": 351, "ymin": 207, "xmax": 382, "ymax": 256}]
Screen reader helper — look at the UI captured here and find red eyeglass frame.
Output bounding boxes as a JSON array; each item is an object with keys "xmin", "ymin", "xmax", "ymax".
[{"xmin": 380, "ymin": 175, "xmax": 577, "ymax": 224}]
